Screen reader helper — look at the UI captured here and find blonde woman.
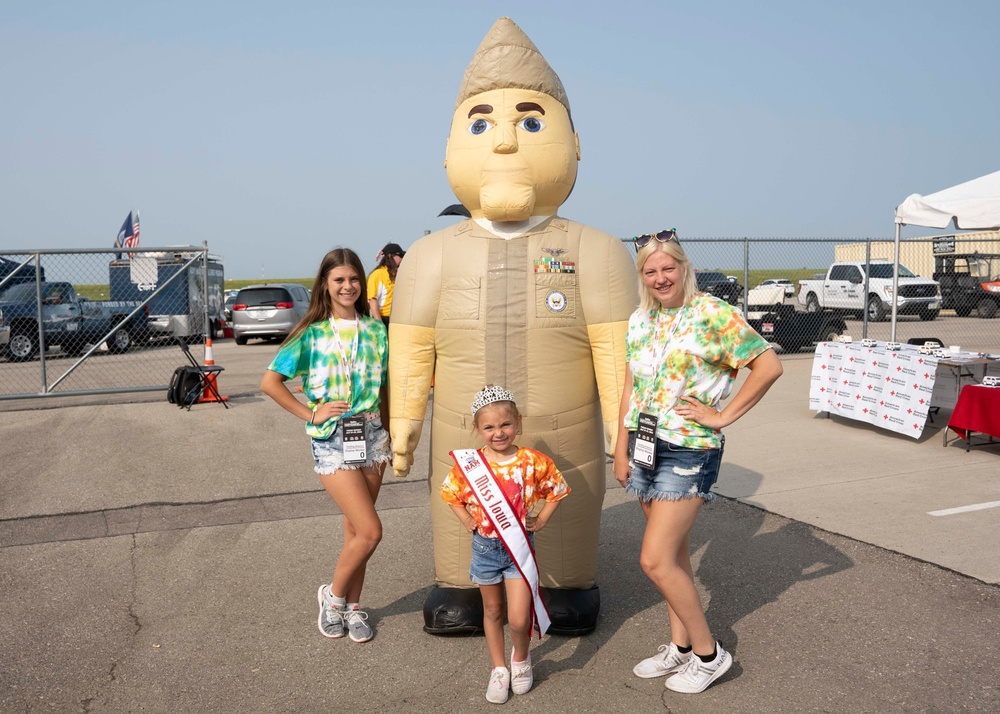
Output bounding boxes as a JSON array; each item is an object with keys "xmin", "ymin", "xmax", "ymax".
[{"xmin": 614, "ymin": 230, "xmax": 782, "ymax": 694}]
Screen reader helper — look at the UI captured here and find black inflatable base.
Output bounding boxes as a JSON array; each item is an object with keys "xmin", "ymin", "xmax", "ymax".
[
  {"xmin": 540, "ymin": 585, "xmax": 600, "ymax": 636},
  {"xmin": 422, "ymin": 585, "xmax": 600, "ymax": 636}
]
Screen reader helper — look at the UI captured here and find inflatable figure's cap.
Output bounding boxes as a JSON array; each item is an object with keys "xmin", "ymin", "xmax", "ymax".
[
  {"xmin": 456, "ymin": 17, "xmax": 570, "ymax": 113},
  {"xmin": 471, "ymin": 385, "xmax": 516, "ymax": 416}
]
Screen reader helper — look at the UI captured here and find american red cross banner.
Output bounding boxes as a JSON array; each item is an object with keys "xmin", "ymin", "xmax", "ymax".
[{"xmin": 810, "ymin": 342, "xmax": 937, "ymax": 438}]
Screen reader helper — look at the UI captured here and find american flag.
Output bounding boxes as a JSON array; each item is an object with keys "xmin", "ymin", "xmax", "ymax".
[{"xmin": 115, "ymin": 210, "xmax": 140, "ymax": 259}]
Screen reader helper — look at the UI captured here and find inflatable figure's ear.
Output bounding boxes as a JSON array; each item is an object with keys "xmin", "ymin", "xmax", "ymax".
[{"xmin": 575, "ymin": 133, "xmax": 580, "ymax": 161}]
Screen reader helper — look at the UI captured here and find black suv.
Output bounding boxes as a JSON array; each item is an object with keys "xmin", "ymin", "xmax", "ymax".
[
  {"xmin": 933, "ymin": 253, "xmax": 1000, "ymax": 318},
  {"xmin": 695, "ymin": 271, "xmax": 742, "ymax": 306}
]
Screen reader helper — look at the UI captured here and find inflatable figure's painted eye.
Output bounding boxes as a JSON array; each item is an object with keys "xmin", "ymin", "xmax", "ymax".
[
  {"xmin": 469, "ymin": 119, "xmax": 493, "ymax": 135},
  {"xmin": 519, "ymin": 117, "xmax": 544, "ymax": 133}
]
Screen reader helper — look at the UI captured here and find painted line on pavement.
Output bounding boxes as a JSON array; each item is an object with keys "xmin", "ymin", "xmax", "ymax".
[{"xmin": 928, "ymin": 500, "xmax": 1000, "ymax": 517}]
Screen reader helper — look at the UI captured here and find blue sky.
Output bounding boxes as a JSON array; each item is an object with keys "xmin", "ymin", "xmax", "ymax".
[{"xmin": 2, "ymin": 1, "xmax": 998, "ymax": 278}]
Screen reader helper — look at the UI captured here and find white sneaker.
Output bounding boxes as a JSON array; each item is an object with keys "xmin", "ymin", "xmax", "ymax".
[
  {"xmin": 345, "ymin": 607, "xmax": 374, "ymax": 643},
  {"xmin": 485, "ymin": 666, "xmax": 510, "ymax": 704},
  {"xmin": 316, "ymin": 584, "xmax": 345, "ymax": 639},
  {"xmin": 665, "ymin": 642, "xmax": 732, "ymax": 694},
  {"xmin": 510, "ymin": 652, "xmax": 533, "ymax": 695},
  {"xmin": 632, "ymin": 643, "xmax": 691, "ymax": 679}
]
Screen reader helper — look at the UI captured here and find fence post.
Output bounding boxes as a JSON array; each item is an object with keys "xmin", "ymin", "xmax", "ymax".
[
  {"xmin": 862, "ymin": 237, "xmax": 872, "ymax": 338},
  {"xmin": 742, "ymin": 237, "xmax": 750, "ymax": 307},
  {"xmin": 202, "ymin": 241, "xmax": 210, "ymax": 345},
  {"xmin": 34, "ymin": 255, "xmax": 48, "ymax": 394}
]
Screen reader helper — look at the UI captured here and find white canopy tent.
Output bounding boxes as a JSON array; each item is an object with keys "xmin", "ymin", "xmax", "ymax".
[{"xmin": 890, "ymin": 170, "xmax": 1000, "ymax": 339}]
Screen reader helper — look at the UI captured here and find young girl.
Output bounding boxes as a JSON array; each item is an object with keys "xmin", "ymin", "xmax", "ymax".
[
  {"xmin": 261, "ymin": 247, "xmax": 390, "ymax": 644},
  {"xmin": 440, "ymin": 386, "xmax": 570, "ymax": 704}
]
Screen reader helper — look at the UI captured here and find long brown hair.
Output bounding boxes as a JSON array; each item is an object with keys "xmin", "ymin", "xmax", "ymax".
[
  {"xmin": 376, "ymin": 251, "xmax": 400, "ymax": 282},
  {"xmin": 284, "ymin": 247, "xmax": 368, "ymax": 344}
]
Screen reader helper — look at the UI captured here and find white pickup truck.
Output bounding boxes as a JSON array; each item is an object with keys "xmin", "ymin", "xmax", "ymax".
[{"xmin": 797, "ymin": 260, "xmax": 941, "ymax": 321}]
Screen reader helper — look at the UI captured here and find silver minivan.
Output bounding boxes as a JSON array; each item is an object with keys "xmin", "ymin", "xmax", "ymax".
[{"xmin": 231, "ymin": 283, "xmax": 310, "ymax": 345}]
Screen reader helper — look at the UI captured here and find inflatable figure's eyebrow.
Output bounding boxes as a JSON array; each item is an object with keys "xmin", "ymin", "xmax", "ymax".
[
  {"xmin": 515, "ymin": 102, "xmax": 545, "ymax": 114},
  {"xmin": 468, "ymin": 104, "xmax": 493, "ymax": 117}
]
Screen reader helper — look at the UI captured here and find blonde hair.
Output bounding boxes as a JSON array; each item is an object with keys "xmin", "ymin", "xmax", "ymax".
[{"xmin": 635, "ymin": 239, "xmax": 697, "ymax": 312}]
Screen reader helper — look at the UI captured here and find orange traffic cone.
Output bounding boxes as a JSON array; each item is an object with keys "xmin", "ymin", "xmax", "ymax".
[{"xmin": 197, "ymin": 337, "xmax": 229, "ymax": 403}]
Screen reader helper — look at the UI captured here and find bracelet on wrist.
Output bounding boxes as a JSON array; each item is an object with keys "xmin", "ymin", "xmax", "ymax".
[{"xmin": 309, "ymin": 409, "xmax": 316, "ymax": 424}]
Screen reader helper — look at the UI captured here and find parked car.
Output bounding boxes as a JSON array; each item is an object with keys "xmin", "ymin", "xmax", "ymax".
[
  {"xmin": 759, "ymin": 278, "xmax": 795, "ymax": 297},
  {"xmin": 231, "ymin": 283, "xmax": 310, "ymax": 345},
  {"xmin": 745, "ymin": 304, "xmax": 846, "ymax": 353},
  {"xmin": 695, "ymin": 271, "xmax": 742, "ymax": 306},
  {"xmin": 223, "ymin": 293, "xmax": 238, "ymax": 323}
]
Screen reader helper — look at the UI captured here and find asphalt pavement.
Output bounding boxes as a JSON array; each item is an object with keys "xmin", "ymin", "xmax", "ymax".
[{"xmin": 1, "ymin": 340, "xmax": 998, "ymax": 713}]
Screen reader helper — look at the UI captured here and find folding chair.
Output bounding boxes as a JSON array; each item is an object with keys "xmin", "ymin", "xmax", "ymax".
[{"xmin": 174, "ymin": 337, "xmax": 229, "ymax": 410}]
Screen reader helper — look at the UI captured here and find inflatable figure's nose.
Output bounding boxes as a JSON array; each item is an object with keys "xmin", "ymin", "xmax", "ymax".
[{"xmin": 492, "ymin": 123, "xmax": 518, "ymax": 154}]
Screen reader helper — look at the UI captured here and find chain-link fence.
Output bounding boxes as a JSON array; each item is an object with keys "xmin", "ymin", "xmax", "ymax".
[
  {"xmin": 1, "ymin": 246, "xmax": 224, "ymax": 400},
  {"xmin": 632, "ymin": 234, "xmax": 1000, "ymax": 356},
  {"xmin": 4, "ymin": 236, "xmax": 999, "ymax": 400}
]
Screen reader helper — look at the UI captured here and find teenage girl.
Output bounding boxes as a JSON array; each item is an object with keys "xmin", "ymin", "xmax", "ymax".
[
  {"xmin": 440, "ymin": 385, "xmax": 570, "ymax": 704},
  {"xmin": 261, "ymin": 247, "xmax": 390, "ymax": 644}
]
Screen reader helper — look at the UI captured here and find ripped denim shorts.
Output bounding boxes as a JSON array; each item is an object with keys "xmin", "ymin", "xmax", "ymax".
[
  {"xmin": 625, "ymin": 432, "xmax": 724, "ymax": 503},
  {"xmin": 310, "ymin": 414, "xmax": 391, "ymax": 475}
]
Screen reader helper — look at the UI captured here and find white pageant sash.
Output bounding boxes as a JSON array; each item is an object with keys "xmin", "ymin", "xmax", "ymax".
[{"xmin": 450, "ymin": 448, "xmax": 551, "ymax": 637}]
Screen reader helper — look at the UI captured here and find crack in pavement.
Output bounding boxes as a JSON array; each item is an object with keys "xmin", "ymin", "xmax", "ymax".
[{"xmin": 0, "ymin": 480, "xmax": 430, "ymax": 548}]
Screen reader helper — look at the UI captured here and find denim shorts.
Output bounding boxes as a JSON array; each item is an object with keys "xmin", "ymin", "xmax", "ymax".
[
  {"xmin": 310, "ymin": 415, "xmax": 391, "ymax": 475},
  {"xmin": 469, "ymin": 530, "xmax": 534, "ymax": 586},
  {"xmin": 625, "ymin": 432, "xmax": 723, "ymax": 503}
]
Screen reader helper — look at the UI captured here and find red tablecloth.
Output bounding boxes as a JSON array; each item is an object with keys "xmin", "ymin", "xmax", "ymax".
[{"xmin": 948, "ymin": 385, "xmax": 1000, "ymax": 442}]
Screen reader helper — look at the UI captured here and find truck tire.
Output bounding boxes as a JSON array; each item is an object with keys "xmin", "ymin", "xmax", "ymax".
[
  {"xmin": 106, "ymin": 326, "xmax": 133, "ymax": 354},
  {"xmin": 867, "ymin": 294, "xmax": 886, "ymax": 322},
  {"xmin": 8, "ymin": 329, "xmax": 38, "ymax": 362},
  {"xmin": 954, "ymin": 304, "xmax": 973, "ymax": 317},
  {"xmin": 821, "ymin": 319, "xmax": 846, "ymax": 343},
  {"xmin": 919, "ymin": 307, "xmax": 939, "ymax": 321},
  {"xmin": 977, "ymin": 299, "xmax": 998, "ymax": 319},
  {"xmin": 235, "ymin": 335, "xmax": 248, "ymax": 346},
  {"xmin": 805, "ymin": 294, "xmax": 820, "ymax": 313}
]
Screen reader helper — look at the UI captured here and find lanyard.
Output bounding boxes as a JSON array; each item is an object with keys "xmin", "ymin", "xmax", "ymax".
[
  {"xmin": 329, "ymin": 316, "xmax": 360, "ymax": 403},
  {"xmin": 639, "ymin": 306, "xmax": 686, "ymax": 409}
]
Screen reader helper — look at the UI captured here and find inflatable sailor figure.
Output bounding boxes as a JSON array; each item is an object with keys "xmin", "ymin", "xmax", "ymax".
[{"xmin": 389, "ymin": 17, "xmax": 637, "ymax": 634}]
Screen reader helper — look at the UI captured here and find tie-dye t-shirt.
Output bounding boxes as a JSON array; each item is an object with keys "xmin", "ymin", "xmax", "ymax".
[
  {"xmin": 267, "ymin": 315, "xmax": 388, "ymax": 440},
  {"xmin": 624, "ymin": 294, "xmax": 770, "ymax": 449},
  {"xmin": 440, "ymin": 447, "xmax": 571, "ymax": 538}
]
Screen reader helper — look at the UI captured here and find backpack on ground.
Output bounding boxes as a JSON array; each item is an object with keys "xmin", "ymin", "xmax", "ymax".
[{"xmin": 167, "ymin": 366, "xmax": 203, "ymax": 407}]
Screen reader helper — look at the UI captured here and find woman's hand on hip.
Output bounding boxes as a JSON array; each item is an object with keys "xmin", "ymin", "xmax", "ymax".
[{"xmin": 673, "ymin": 395, "xmax": 724, "ymax": 429}]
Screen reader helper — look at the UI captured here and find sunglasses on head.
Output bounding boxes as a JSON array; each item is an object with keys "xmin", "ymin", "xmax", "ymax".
[{"xmin": 633, "ymin": 229, "xmax": 679, "ymax": 250}]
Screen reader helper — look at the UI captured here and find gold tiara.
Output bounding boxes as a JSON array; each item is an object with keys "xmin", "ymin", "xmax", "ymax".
[{"xmin": 470, "ymin": 385, "xmax": 516, "ymax": 415}]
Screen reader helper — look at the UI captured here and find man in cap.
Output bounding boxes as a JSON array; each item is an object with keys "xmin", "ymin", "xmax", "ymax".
[
  {"xmin": 367, "ymin": 242, "xmax": 406, "ymax": 326},
  {"xmin": 389, "ymin": 17, "xmax": 636, "ymax": 634}
]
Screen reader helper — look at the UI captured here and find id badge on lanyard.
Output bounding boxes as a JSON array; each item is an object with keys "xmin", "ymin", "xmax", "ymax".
[
  {"xmin": 631, "ymin": 307, "xmax": 686, "ymax": 470},
  {"xmin": 340, "ymin": 415, "xmax": 367, "ymax": 464},
  {"xmin": 632, "ymin": 412, "xmax": 658, "ymax": 469},
  {"xmin": 330, "ymin": 317, "xmax": 364, "ymax": 463}
]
